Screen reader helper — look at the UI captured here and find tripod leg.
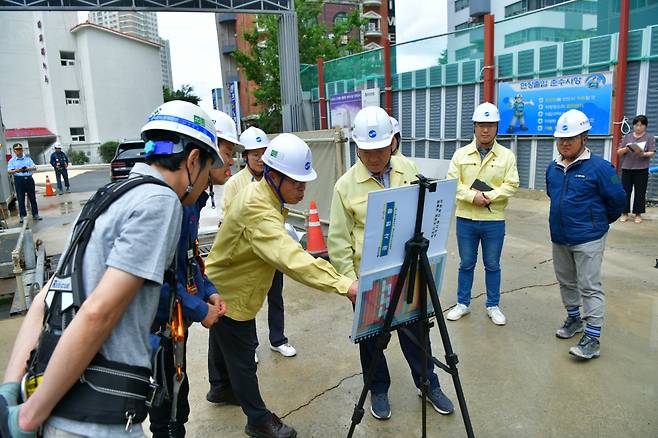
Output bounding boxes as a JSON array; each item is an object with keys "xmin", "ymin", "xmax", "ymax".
[
  {"xmin": 418, "ymin": 268, "xmax": 428, "ymax": 438},
  {"xmin": 347, "ymin": 249, "xmax": 416, "ymax": 438},
  {"xmin": 420, "ymin": 252, "xmax": 476, "ymax": 438}
]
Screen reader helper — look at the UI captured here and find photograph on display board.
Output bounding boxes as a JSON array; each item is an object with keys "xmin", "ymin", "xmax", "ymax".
[{"xmin": 352, "ymin": 253, "xmax": 447, "ymax": 343}]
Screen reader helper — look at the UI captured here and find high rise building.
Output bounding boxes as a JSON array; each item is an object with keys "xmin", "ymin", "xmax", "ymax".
[
  {"xmin": 0, "ymin": 12, "xmax": 164, "ymax": 163},
  {"xmin": 89, "ymin": 11, "xmax": 173, "ymax": 89},
  {"xmin": 215, "ymin": 1, "xmax": 391, "ymax": 125}
]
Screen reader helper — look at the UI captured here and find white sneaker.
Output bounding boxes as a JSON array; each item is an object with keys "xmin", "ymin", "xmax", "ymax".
[
  {"xmin": 270, "ymin": 343, "xmax": 297, "ymax": 357},
  {"xmin": 446, "ymin": 304, "xmax": 470, "ymax": 321},
  {"xmin": 486, "ymin": 306, "xmax": 506, "ymax": 325},
  {"xmin": 254, "ymin": 352, "xmax": 259, "ymax": 364}
]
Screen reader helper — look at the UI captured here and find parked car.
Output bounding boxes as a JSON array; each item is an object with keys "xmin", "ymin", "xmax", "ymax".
[{"xmin": 110, "ymin": 140, "xmax": 146, "ymax": 181}]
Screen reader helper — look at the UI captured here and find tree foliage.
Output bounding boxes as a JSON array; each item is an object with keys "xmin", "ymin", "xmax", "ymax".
[
  {"xmin": 99, "ymin": 141, "xmax": 119, "ymax": 163},
  {"xmin": 233, "ymin": 0, "xmax": 365, "ymax": 132},
  {"xmin": 68, "ymin": 150, "xmax": 89, "ymax": 165},
  {"xmin": 163, "ymin": 84, "xmax": 201, "ymax": 105}
]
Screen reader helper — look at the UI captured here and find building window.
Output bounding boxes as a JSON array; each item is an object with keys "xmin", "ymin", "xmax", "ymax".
[
  {"xmin": 65, "ymin": 90, "xmax": 80, "ymax": 105},
  {"xmin": 333, "ymin": 12, "xmax": 348, "ymax": 27},
  {"xmin": 60, "ymin": 51, "xmax": 75, "ymax": 66},
  {"xmin": 505, "ymin": 0, "xmax": 528, "ymax": 17},
  {"xmin": 454, "ymin": 0, "xmax": 469, "ymax": 12},
  {"xmin": 70, "ymin": 127, "xmax": 85, "ymax": 142},
  {"xmin": 455, "ymin": 21, "xmax": 472, "ymax": 31}
]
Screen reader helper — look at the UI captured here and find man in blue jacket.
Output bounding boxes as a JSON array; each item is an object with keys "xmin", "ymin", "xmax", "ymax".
[
  {"xmin": 49, "ymin": 143, "xmax": 70, "ymax": 194},
  {"xmin": 545, "ymin": 109, "xmax": 626, "ymax": 360},
  {"xmin": 147, "ymin": 134, "xmax": 238, "ymax": 437}
]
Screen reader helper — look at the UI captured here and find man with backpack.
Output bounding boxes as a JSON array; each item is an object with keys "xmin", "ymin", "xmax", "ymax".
[{"xmin": 0, "ymin": 100, "xmax": 221, "ymax": 437}]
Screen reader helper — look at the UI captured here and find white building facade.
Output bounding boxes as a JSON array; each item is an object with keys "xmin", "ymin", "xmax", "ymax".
[
  {"xmin": 88, "ymin": 11, "xmax": 174, "ymax": 89},
  {"xmin": 0, "ymin": 12, "xmax": 163, "ymax": 163}
]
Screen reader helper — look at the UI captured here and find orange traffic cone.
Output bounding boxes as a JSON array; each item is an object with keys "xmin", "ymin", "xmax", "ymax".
[
  {"xmin": 306, "ymin": 200, "xmax": 327, "ymax": 257},
  {"xmin": 45, "ymin": 176, "xmax": 55, "ymax": 197}
]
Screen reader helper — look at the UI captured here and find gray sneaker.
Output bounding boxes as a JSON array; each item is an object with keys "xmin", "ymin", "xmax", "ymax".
[
  {"xmin": 555, "ymin": 316, "xmax": 584, "ymax": 339},
  {"xmin": 569, "ymin": 334, "xmax": 600, "ymax": 360}
]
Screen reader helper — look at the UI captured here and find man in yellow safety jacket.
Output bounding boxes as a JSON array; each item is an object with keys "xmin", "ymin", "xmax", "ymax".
[
  {"xmin": 204, "ymin": 133, "xmax": 358, "ymax": 438},
  {"xmin": 328, "ymin": 106, "xmax": 454, "ymax": 422}
]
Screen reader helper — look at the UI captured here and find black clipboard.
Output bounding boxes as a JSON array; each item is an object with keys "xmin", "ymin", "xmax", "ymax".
[{"xmin": 470, "ymin": 179, "xmax": 493, "ymax": 212}]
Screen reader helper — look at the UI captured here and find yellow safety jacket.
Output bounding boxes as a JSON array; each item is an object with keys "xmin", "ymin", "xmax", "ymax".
[
  {"xmin": 328, "ymin": 156, "xmax": 419, "ymax": 280},
  {"xmin": 206, "ymin": 178, "xmax": 353, "ymax": 321},
  {"xmin": 222, "ymin": 166, "xmax": 254, "ymax": 213},
  {"xmin": 446, "ymin": 139, "xmax": 519, "ymax": 221}
]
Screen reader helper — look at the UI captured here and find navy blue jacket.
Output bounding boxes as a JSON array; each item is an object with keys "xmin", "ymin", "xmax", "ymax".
[
  {"xmin": 50, "ymin": 151, "xmax": 69, "ymax": 169},
  {"xmin": 546, "ymin": 153, "xmax": 626, "ymax": 246},
  {"xmin": 154, "ymin": 191, "xmax": 218, "ymax": 325}
]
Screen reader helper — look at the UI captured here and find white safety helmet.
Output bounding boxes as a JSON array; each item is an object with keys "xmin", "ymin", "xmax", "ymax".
[
  {"xmin": 53, "ymin": 142, "xmax": 62, "ymax": 149},
  {"xmin": 141, "ymin": 100, "xmax": 221, "ymax": 166},
  {"xmin": 239, "ymin": 126, "xmax": 270, "ymax": 151},
  {"xmin": 352, "ymin": 106, "xmax": 394, "ymax": 150},
  {"xmin": 390, "ymin": 116, "xmax": 401, "ymax": 135},
  {"xmin": 553, "ymin": 109, "xmax": 592, "ymax": 138},
  {"xmin": 262, "ymin": 133, "xmax": 317, "ymax": 182},
  {"xmin": 208, "ymin": 109, "xmax": 245, "ymax": 152},
  {"xmin": 472, "ymin": 102, "xmax": 501, "ymax": 122}
]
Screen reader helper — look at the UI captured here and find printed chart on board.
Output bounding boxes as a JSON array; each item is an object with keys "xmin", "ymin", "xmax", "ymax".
[{"xmin": 351, "ymin": 178, "xmax": 457, "ymax": 343}]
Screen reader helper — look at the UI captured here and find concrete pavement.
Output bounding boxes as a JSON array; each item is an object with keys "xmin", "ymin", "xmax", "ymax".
[{"xmin": 1, "ymin": 189, "xmax": 656, "ymax": 437}]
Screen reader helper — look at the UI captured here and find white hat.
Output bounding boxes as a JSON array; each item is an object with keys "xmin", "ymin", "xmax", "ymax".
[
  {"xmin": 472, "ymin": 102, "xmax": 501, "ymax": 122},
  {"xmin": 141, "ymin": 100, "xmax": 221, "ymax": 165},
  {"xmin": 207, "ymin": 109, "xmax": 245, "ymax": 152},
  {"xmin": 239, "ymin": 126, "xmax": 270, "ymax": 151},
  {"xmin": 262, "ymin": 133, "xmax": 317, "ymax": 182},
  {"xmin": 53, "ymin": 142, "xmax": 62, "ymax": 149},
  {"xmin": 351, "ymin": 106, "xmax": 394, "ymax": 150},
  {"xmin": 553, "ymin": 109, "xmax": 592, "ymax": 138},
  {"xmin": 390, "ymin": 116, "xmax": 401, "ymax": 135}
]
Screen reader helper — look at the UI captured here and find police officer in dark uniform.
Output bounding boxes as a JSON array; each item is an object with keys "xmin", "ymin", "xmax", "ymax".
[{"xmin": 7, "ymin": 143, "xmax": 41, "ymax": 223}]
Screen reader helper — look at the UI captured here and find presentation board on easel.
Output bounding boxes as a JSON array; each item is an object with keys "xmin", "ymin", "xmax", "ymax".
[{"xmin": 351, "ymin": 178, "xmax": 457, "ymax": 343}]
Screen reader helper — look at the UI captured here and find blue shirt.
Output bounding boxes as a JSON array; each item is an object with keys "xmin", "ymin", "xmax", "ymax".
[
  {"xmin": 154, "ymin": 191, "xmax": 218, "ymax": 324},
  {"xmin": 8, "ymin": 155, "xmax": 35, "ymax": 177}
]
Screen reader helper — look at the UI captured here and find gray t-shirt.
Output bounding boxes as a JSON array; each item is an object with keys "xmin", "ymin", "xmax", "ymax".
[
  {"xmin": 619, "ymin": 131, "xmax": 656, "ymax": 170},
  {"xmin": 46, "ymin": 163, "xmax": 182, "ymax": 438}
]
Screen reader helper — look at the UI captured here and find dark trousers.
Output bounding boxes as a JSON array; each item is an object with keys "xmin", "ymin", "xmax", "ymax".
[
  {"xmin": 621, "ymin": 168, "xmax": 649, "ymax": 214},
  {"xmin": 149, "ymin": 335, "xmax": 190, "ymax": 438},
  {"xmin": 359, "ymin": 320, "xmax": 440, "ymax": 395},
  {"xmin": 265, "ymin": 270, "xmax": 287, "ymax": 347},
  {"xmin": 208, "ymin": 316, "xmax": 270, "ymax": 426},
  {"xmin": 54, "ymin": 168, "xmax": 70, "ymax": 192},
  {"xmin": 13, "ymin": 176, "xmax": 38, "ymax": 218}
]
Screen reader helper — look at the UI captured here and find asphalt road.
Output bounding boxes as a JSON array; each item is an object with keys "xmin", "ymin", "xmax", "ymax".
[{"xmin": 36, "ymin": 169, "xmax": 110, "ymax": 194}]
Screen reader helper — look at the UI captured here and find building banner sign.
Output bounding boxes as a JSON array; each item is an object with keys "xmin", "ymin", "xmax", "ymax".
[
  {"xmin": 228, "ymin": 81, "xmax": 241, "ymax": 134},
  {"xmin": 498, "ymin": 72, "xmax": 613, "ymax": 136},
  {"xmin": 329, "ymin": 88, "xmax": 380, "ymax": 129}
]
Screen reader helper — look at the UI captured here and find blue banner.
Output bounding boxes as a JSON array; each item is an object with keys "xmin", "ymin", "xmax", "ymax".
[{"xmin": 498, "ymin": 72, "xmax": 613, "ymax": 136}]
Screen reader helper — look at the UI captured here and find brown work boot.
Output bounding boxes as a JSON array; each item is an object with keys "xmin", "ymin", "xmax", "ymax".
[{"xmin": 245, "ymin": 413, "xmax": 297, "ymax": 438}]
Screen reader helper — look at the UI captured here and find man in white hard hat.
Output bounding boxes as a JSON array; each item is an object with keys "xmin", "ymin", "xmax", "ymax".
[
  {"xmin": 1, "ymin": 100, "xmax": 221, "ymax": 437},
  {"xmin": 328, "ymin": 106, "xmax": 454, "ymax": 421},
  {"xmin": 208, "ymin": 109, "xmax": 245, "ymax": 186},
  {"xmin": 204, "ymin": 133, "xmax": 358, "ymax": 438},
  {"xmin": 49, "ymin": 143, "xmax": 70, "ymax": 194},
  {"xmin": 446, "ymin": 102, "xmax": 519, "ymax": 326},
  {"xmin": 546, "ymin": 109, "xmax": 625, "ymax": 360}
]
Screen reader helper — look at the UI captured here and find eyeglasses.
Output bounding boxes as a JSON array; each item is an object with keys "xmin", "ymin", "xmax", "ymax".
[{"xmin": 556, "ymin": 136, "xmax": 581, "ymax": 144}]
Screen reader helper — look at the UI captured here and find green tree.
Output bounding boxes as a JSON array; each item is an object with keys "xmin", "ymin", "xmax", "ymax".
[
  {"xmin": 233, "ymin": 0, "xmax": 365, "ymax": 132},
  {"xmin": 99, "ymin": 141, "xmax": 119, "ymax": 163},
  {"xmin": 163, "ymin": 84, "xmax": 201, "ymax": 105},
  {"xmin": 68, "ymin": 150, "xmax": 89, "ymax": 165}
]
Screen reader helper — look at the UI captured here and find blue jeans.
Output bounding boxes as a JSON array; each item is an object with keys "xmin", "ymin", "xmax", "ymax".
[{"xmin": 456, "ymin": 218, "xmax": 506, "ymax": 308}]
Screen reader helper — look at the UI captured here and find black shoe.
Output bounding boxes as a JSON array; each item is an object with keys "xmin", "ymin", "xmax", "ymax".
[
  {"xmin": 33, "ymin": 215, "xmax": 43, "ymax": 221},
  {"xmin": 245, "ymin": 413, "xmax": 297, "ymax": 438},
  {"xmin": 206, "ymin": 387, "xmax": 240, "ymax": 405},
  {"xmin": 19, "ymin": 217, "xmax": 24, "ymax": 224}
]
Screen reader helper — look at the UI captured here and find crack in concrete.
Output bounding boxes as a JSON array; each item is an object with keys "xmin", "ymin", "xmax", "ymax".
[
  {"xmin": 443, "ymin": 281, "xmax": 559, "ymax": 313},
  {"xmin": 280, "ymin": 372, "xmax": 362, "ymax": 419}
]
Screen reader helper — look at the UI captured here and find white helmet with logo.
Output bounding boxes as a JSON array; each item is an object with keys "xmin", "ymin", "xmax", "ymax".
[
  {"xmin": 208, "ymin": 109, "xmax": 245, "ymax": 152},
  {"xmin": 262, "ymin": 133, "xmax": 317, "ymax": 182},
  {"xmin": 239, "ymin": 126, "xmax": 270, "ymax": 151},
  {"xmin": 141, "ymin": 100, "xmax": 221, "ymax": 165},
  {"xmin": 553, "ymin": 109, "xmax": 592, "ymax": 138},
  {"xmin": 389, "ymin": 116, "xmax": 401, "ymax": 135},
  {"xmin": 352, "ymin": 106, "xmax": 394, "ymax": 150},
  {"xmin": 472, "ymin": 102, "xmax": 501, "ymax": 122}
]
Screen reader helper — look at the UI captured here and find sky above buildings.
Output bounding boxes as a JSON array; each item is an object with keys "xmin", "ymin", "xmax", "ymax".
[{"xmin": 156, "ymin": 1, "xmax": 447, "ymax": 113}]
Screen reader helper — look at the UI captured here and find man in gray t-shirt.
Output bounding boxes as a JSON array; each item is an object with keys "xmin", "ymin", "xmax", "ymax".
[{"xmin": 1, "ymin": 101, "xmax": 222, "ymax": 438}]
